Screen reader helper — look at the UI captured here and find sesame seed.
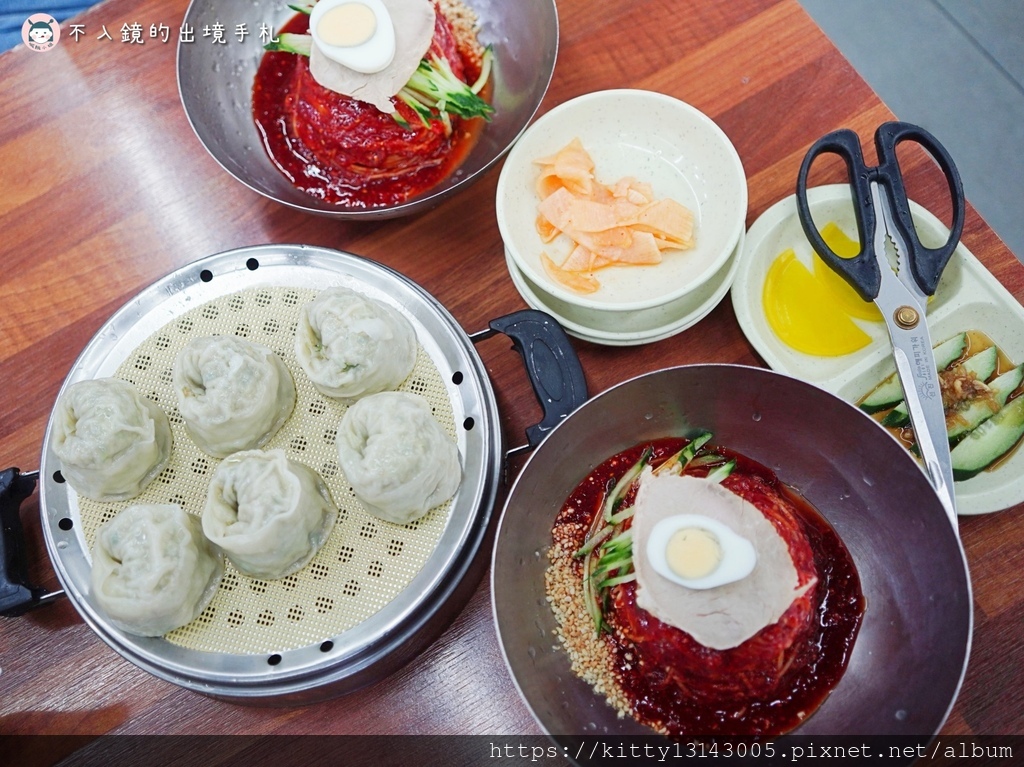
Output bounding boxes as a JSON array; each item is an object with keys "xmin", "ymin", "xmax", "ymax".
[
  {"xmin": 438, "ymin": 0, "xmax": 485, "ymax": 70},
  {"xmin": 545, "ymin": 518, "xmax": 633, "ymax": 719}
]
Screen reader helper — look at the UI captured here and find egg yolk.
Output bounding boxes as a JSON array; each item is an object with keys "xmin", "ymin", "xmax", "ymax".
[
  {"xmin": 762, "ymin": 222, "xmax": 883, "ymax": 356},
  {"xmin": 666, "ymin": 527, "xmax": 722, "ymax": 580},
  {"xmin": 318, "ymin": 3, "xmax": 377, "ymax": 47}
]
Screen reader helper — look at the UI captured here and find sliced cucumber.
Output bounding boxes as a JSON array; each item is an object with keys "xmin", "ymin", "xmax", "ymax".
[
  {"xmin": 950, "ymin": 395, "xmax": 1024, "ymax": 481},
  {"xmin": 948, "ymin": 364, "xmax": 1024, "ymax": 442},
  {"xmin": 881, "ymin": 345, "xmax": 999, "ymax": 428},
  {"xmin": 264, "ymin": 32, "xmax": 312, "ymax": 56},
  {"xmin": 706, "ymin": 459, "xmax": 736, "ymax": 484},
  {"xmin": 860, "ymin": 332, "xmax": 968, "ymax": 414}
]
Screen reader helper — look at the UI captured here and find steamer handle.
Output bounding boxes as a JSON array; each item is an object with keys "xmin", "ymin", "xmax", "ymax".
[
  {"xmin": 0, "ymin": 468, "xmax": 55, "ymax": 617},
  {"xmin": 476, "ymin": 309, "xmax": 588, "ymax": 450}
]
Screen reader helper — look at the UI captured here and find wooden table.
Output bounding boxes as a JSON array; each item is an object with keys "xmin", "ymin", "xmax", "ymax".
[{"xmin": 2, "ymin": 0, "xmax": 1023, "ymax": 750}]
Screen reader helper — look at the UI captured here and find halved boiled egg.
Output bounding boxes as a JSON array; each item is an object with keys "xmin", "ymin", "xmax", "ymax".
[
  {"xmin": 310, "ymin": 0, "xmax": 396, "ymax": 74},
  {"xmin": 308, "ymin": 0, "xmax": 436, "ymax": 113},
  {"xmin": 646, "ymin": 514, "xmax": 756, "ymax": 590}
]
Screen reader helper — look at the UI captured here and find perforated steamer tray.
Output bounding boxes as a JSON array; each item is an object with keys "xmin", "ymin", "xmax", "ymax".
[{"xmin": 38, "ymin": 244, "xmax": 504, "ymax": 701}]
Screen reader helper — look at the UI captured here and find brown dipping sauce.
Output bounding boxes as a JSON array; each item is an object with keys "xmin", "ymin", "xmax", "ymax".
[
  {"xmin": 553, "ymin": 438, "xmax": 864, "ymax": 739},
  {"xmin": 252, "ymin": 11, "xmax": 485, "ymax": 208}
]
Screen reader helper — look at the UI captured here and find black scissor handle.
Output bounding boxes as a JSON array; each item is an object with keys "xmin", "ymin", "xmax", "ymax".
[
  {"xmin": 796, "ymin": 128, "xmax": 881, "ymax": 302},
  {"xmin": 873, "ymin": 122, "xmax": 964, "ymax": 296}
]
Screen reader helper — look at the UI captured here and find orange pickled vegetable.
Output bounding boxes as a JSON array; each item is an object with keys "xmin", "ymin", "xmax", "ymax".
[{"xmin": 534, "ymin": 139, "xmax": 695, "ymax": 293}]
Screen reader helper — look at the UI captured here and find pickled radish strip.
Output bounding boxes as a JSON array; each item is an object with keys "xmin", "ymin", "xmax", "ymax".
[
  {"xmin": 541, "ymin": 252, "xmax": 600, "ymax": 294},
  {"xmin": 534, "ymin": 139, "xmax": 696, "ymax": 294}
]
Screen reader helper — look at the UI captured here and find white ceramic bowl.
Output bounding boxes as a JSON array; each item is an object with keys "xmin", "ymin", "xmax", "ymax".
[
  {"xmin": 496, "ymin": 89, "xmax": 748, "ymax": 323},
  {"xmin": 505, "ymin": 229, "xmax": 744, "ymax": 346}
]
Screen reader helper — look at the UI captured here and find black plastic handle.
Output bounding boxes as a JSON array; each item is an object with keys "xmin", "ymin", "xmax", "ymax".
[
  {"xmin": 484, "ymin": 310, "xmax": 588, "ymax": 448},
  {"xmin": 796, "ymin": 122, "xmax": 965, "ymax": 300},
  {"xmin": 873, "ymin": 121, "xmax": 964, "ymax": 296},
  {"xmin": 0, "ymin": 468, "xmax": 47, "ymax": 617},
  {"xmin": 796, "ymin": 127, "xmax": 881, "ymax": 302}
]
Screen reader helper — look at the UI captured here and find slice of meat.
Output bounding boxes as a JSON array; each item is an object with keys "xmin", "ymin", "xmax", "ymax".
[
  {"xmin": 631, "ymin": 471, "xmax": 815, "ymax": 651},
  {"xmin": 309, "ymin": 0, "xmax": 437, "ymax": 114}
]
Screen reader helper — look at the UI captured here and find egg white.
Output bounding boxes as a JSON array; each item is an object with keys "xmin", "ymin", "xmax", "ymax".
[
  {"xmin": 310, "ymin": 0, "xmax": 396, "ymax": 74},
  {"xmin": 308, "ymin": 0, "xmax": 436, "ymax": 113},
  {"xmin": 646, "ymin": 513, "xmax": 757, "ymax": 590}
]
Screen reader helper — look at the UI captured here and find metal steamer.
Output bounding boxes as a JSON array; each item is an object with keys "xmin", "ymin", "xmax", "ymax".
[{"xmin": 1, "ymin": 244, "xmax": 586, "ymax": 702}]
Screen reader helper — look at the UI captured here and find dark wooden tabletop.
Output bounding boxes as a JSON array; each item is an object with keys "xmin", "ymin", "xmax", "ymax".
[{"xmin": 1, "ymin": 0, "xmax": 1023, "ymax": 746}]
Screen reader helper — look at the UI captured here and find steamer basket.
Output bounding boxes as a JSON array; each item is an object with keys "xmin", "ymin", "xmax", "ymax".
[{"xmin": 25, "ymin": 244, "xmax": 585, "ymax": 702}]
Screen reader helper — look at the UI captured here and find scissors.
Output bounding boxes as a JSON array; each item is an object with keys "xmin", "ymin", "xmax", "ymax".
[{"xmin": 795, "ymin": 122, "xmax": 965, "ymax": 523}]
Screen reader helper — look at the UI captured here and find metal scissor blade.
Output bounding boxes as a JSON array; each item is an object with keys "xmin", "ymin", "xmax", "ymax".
[
  {"xmin": 876, "ymin": 183, "xmax": 929, "ymax": 304},
  {"xmin": 889, "ymin": 340, "xmax": 957, "ymax": 522},
  {"xmin": 873, "ymin": 259, "xmax": 958, "ymax": 522}
]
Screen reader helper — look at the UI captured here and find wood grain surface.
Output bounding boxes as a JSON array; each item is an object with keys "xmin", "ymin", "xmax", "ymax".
[{"xmin": 2, "ymin": 0, "xmax": 1023, "ymax": 748}]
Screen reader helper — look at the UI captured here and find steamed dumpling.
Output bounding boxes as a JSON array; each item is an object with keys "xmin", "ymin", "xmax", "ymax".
[
  {"xmin": 173, "ymin": 335, "xmax": 296, "ymax": 457},
  {"xmin": 294, "ymin": 286, "xmax": 417, "ymax": 402},
  {"xmin": 336, "ymin": 391, "xmax": 461, "ymax": 524},
  {"xmin": 52, "ymin": 378, "xmax": 172, "ymax": 502},
  {"xmin": 91, "ymin": 503, "xmax": 223, "ymax": 637},
  {"xmin": 202, "ymin": 449, "xmax": 338, "ymax": 580}
]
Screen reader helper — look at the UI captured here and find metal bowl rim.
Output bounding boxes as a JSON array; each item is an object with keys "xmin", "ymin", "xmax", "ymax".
[{"xmin": 491, "ymin": 362, "xmax": 973, "ymax": 739}]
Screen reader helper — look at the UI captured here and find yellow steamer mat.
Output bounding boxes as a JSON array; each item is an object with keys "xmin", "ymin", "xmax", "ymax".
[
  {"xmin": 38, "ymin": 245, "xmax": 509, "ymax": 700},
  {"xmin": 77, "ymin": 285, "xmax": 456, "ymax": 654}
]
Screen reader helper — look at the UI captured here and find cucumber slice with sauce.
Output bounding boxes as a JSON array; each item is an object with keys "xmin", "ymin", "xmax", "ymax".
[
  {"xmin": 948, "ymin": 363, "xmax": 1024, "ymax": 443},
  {"xmin": 950, "ymin": 395, "xmax": 1024, "ymax": 481},
  {"xmin": 881, "ymin": 345, "xmax": 999, "ymax": 428},
  {"xmin": 860, "ymin": 332, "xmax": 968, "ymax": 414}
]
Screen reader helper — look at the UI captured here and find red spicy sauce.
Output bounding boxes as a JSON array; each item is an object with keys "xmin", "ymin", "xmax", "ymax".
[
  {"xmin": 554, "ymin": 437, "xmax": 864, "ymax": 739},
  {"xmin": 252, "ymin": 9, "xmax": 485, "ymax": 208}
]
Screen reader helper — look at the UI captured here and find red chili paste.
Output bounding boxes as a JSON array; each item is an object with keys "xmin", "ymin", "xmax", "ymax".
[
  {"xmin": 252, "ymin": 8, "xmax": 484, "ymax": 208},
  {"xmin": 554, "ymin": 438, "xmax": 864, "ymax": 738}
]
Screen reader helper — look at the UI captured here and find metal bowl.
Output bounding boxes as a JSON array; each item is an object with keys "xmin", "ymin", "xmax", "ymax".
[
  {"xmin": 177, "ymin": 0, "xmax": 559, "ymax": 219},
  {"xmin": 492, "ymin": 365, "xmax": 972, "ymax": 746}
]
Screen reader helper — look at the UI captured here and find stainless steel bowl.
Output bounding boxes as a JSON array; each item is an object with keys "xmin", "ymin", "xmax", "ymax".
[
  {"xmin": 176, "ymin": 0, "xmax": 559, "ymax": 219},
  {"xmin": 492, "ymin": 365, "xmax": 972, "ymax": 745}
]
